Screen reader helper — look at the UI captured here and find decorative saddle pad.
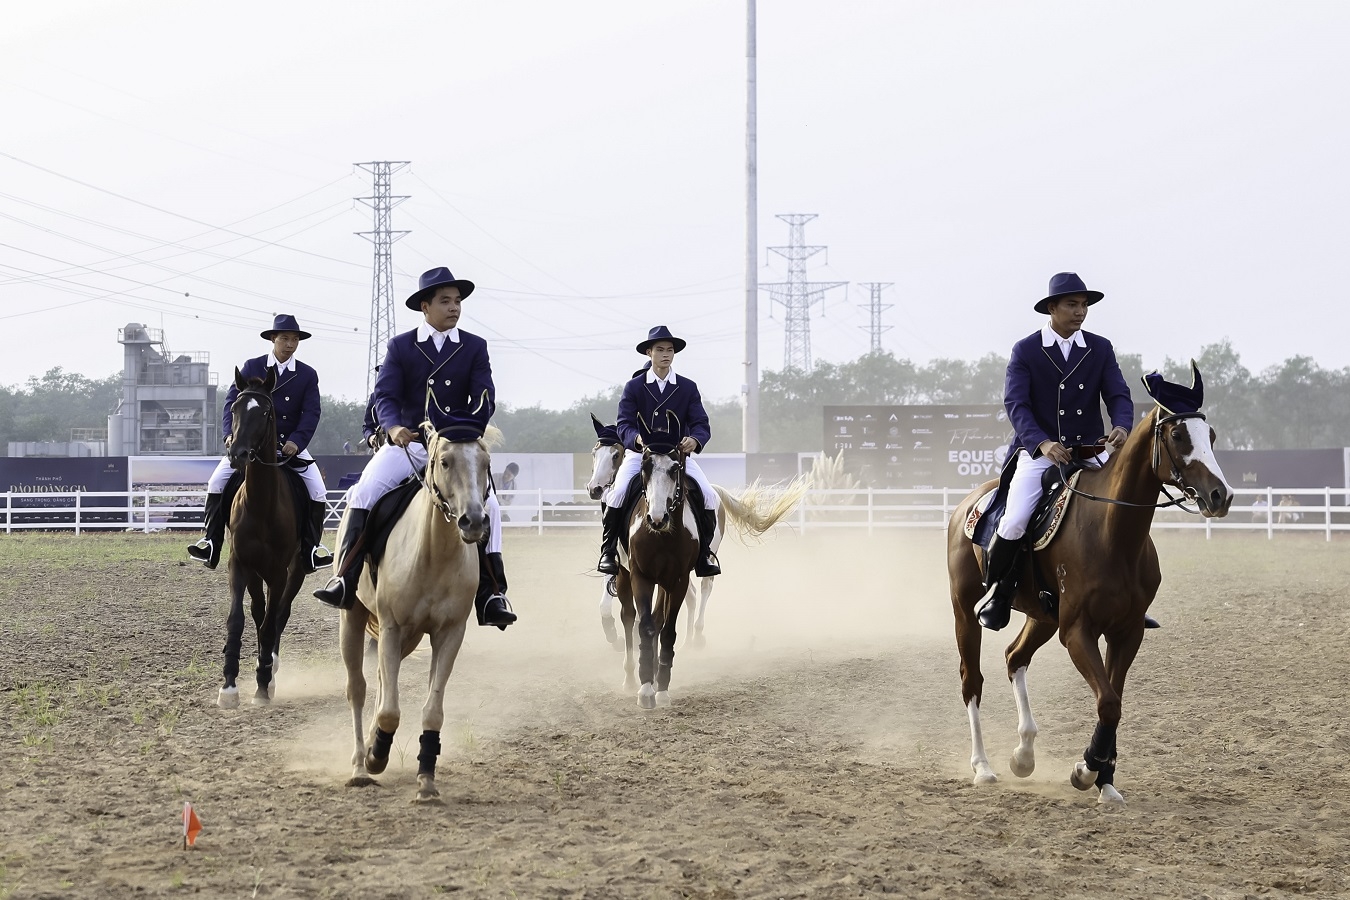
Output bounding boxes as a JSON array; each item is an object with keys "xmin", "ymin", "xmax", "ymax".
[{"xmin": 964, "ymin": 470, "xmax": 1082, "ymax": 554}]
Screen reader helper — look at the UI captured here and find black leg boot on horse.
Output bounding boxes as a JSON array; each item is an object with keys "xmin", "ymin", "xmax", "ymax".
[
  {"xmin": 475, "ymin": 544, "xmax": 517, "ymax": 630},
  {"xmin": 303, "ymin": 500, "xmax": 333, "ymax": 575},
  {"xmin": 187, "ymin": 492, "xmax": 226, "ymax": 569},
  {"xmin": 597, "ymin": 504, "xmax": 625, "ymax": 575},
  {"xmin": 976, "ymin": 533, "xmax": 1024, "ymax": 631},
  {"xmin": 314, "ymin": 508, "xmax": 368, "ymax": 609},
  {"xmin": 694, "ymin": 507, "xmax": 721, "ymax": 578}
]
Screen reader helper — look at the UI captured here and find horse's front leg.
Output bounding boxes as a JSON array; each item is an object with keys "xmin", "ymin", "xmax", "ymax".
[
  {"xmin": 218, "ymin": 565, "xmax": 249, "ymax": 709},
  {"xmin": 339, "ymin": 603, "xmax": 375, "ymax": 786},
  {"xmin": 599, "ymin": 576, "xmax": 622, "ymax": 650},
  {"xmin": 691, "ymin": 576, "xmax": 713, "ymax": 649},
  {"xmin": 365, "ymin": 618, "xmax": 403, "ymax": 776},
  {"xmin": 252, "ymin": 573, "xmax": 286, "ymax": 705},
  {"xmin": 617, "ymin": 569, "xmax": 637, "ymax": 692},
  {"xmin": 656, "ymin": 577, "xmax": 690, "ymax": 707},
  {"xmin": 1063, "ymin": 619, "xmax": 1129, "ymax": 807},
  {"xmin": 952, "ymin": 551, "xmax": 995, "ymax": 783},
  {"xmin": 1004, "ymin": 617, "xmax": 1058, "ymax": 778},
  {"xmin": 633, "ymin": 573, "xmax": 658, "ymax": 709},
  {"xmin": 414, "ymin": 623, "xmax": 468, "ymax": 804}
]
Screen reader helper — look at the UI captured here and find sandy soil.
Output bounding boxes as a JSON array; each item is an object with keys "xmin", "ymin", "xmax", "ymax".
[{"xmin": 1, "ymin": 526, "xmax": 1348, "ymax": 899}]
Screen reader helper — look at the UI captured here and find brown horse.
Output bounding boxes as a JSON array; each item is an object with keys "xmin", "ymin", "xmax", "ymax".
[
  {"xmin": 948, "ymin": 364, "xmax": 1234, "ymax": 805},
  {"xmin": 218, "ymin": 368, "xmax": 307, "ymax": 709}
]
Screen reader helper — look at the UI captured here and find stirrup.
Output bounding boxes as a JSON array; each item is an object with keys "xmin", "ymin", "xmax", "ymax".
[
  {"xmin": 313, "ymin": 576, "xmax": 351, "ymax": 610},
  {"xmin": 694, "ymin": 552, "xmax": 721, "ymax": 578},
  {"xmin": 187, "ymin": 538, "xmax": 217, "ymax": 569},
  {"xmin": 310, "ymin": 544, "xmax": 333, "ymax": 570},
  {"xmin": 477, "ymin": 592, "xmax": 517, "ymax": 630}
]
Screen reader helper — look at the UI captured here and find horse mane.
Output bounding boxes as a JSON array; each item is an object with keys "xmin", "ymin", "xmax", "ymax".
[{"xmin": 482, "ymin": 424, "xmax": 504, "ymax": 450}]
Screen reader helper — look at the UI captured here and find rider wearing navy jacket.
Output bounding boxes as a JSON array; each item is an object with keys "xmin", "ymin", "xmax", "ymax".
[
  {"xmin": 314, "ymin": 267, "xmax": 516, "ymax": 629},
  {"xmin": 188, "ymin": 314, "xmax": 331, "ymax": 573},
  {"xmin": 597, "ymin": 325, "xmax": 721, "ymax": 578},
  {"xmin": 977, "ymin": 272, "xmax": 1133, "ymax": 631}
]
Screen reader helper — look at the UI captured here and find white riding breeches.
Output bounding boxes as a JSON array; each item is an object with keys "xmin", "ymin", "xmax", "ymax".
[
  {"xmin": 206, "ymin": 451, "xmax": 327, "ymax": 502},
  {"xmin": 603, "ymin": 449, "xmax": 719, "ymax": 510},
  {"xmin": 996, "ymin": 448, "xmax": 1107, "ymax": 540},
  {"xmin": 343, "ymin": 442, "xmax": 502, "ymax": 553}
]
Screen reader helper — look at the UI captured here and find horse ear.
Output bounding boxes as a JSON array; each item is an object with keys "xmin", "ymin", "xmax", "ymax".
[
  {"xmin": 234, "ymin": 367, "xmax": 247, "ymax": 390},
  {"xmin": 590, "ymin": 413, "xmax": 606, "ymax": 437},
  {"xmin": 262, "ymin": 366, "xmax": 277, "ymax": 391},
  {"xmin": 1189, "ymin": 360, "xmax": 1204, "ymax": 406}
]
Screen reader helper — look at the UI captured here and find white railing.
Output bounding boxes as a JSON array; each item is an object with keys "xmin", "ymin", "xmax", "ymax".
[{"xmin": 2, "ymin": 487, "xmax": 1347, "ymax": 540}]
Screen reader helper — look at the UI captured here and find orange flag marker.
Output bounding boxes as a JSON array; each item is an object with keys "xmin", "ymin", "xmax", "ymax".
[{"xmin": 182, "ymin": 801, "xmax": 203, "ymax": 849}]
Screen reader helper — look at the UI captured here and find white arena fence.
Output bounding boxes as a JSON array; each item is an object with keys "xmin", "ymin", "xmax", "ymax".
[{"xmin": 2, "ymin": 487, "xmax": 1347, "ymax": 540}]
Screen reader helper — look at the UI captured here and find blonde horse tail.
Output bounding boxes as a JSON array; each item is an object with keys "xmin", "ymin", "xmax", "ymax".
[{"xmin": 712, "ymin": 475, "xmax": 811, "ymax": 540}]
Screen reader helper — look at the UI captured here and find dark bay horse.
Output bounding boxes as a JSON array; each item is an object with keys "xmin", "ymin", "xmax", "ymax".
[
  {"xmin": 339, "ymin": 424, "xmax": 496, "ymax": 803},
  {"xmin": 613, "ymin": 441, "xmax": 806, "ymax": 708},
  {"xmin": 947, "ymin": 364, "xmax": 1233, "ymax": 805},
  {"xmin": 218, "ymin": 368, "xmax": 307, "ymax": 709}
]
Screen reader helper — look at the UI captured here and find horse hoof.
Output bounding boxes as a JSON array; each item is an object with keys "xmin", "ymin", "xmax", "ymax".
[
  {"xmin": 601, "ymin": 616, "xmax": 620, "ymax": 647},
  {"xmin": 347, "ymin": 775, "xmax": 377, "ymax": 788},
  {"xmin": 622, "ymin": 676, "xmax": 638, "ymax": 693},
  {"xmin": 1009, "ymin": 748, "xmax": 1036, "ymax": 778},
  {"xmin": 655, "ymin": 690, "xmax": 672, "ymax": 708},
  {"xmin": 972, "ymin": 770, "xmax": 998, "ymax": 786},
  {"xmin": 1070, "ymin": 761, "xmax": 1097, "ymax": 791},
  {"xmin": 366, "ymin": 753, "xmax": 389, "ymax": 776},
  {"xmin": 217, "ymin": 687, "xmax": 239, "ymax": 709},
  {"xmin": 691, "ymin": 633, "xmax": 706, "ymax": 650},
  {"xmin": 637, "ymin": 685, "xmax": 656, "ymax": 710},
  {"xmin": 1098, "ymin": 784, "xmax": 1126, "ymax": 807},
  {"xmin": 252, "ymin": 688, "xmax": 271, "ymax": 706},
  {"xmin": 413, "ymin": 790, "xmax": 443, "ymax": 805}
]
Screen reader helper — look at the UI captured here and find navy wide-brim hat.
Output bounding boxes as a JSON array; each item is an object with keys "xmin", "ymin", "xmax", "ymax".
[
  {"xmin": 406, "ymin": 267, "xmax": 476, "ymax": 310},
  {"xmin": 1034, "ymin": 272, "xmax": 1105, "ymax": 315},
  {"xmin": 260, "ymin": 314, "xmax": 312, "ymax": 341},
  {"xmin": 636, "ymin": 325, "xmax": 686, "ymax": 354}
]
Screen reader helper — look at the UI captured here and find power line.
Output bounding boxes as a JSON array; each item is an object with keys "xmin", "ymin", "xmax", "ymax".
[{"xmin": 354, "ymin": 161, "xmax": 410, "ymax": 394}]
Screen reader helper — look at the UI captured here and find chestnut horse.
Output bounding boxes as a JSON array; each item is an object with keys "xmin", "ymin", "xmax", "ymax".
[
  {"xmin": 585, "ymin": 415, "xmax": 717, "ymax": 650},
  {"xmin": 948, "ymin": 364, "xmax": 1233, "ymax": 805},
  {"xmin": 338, "ymin": 424, "xmax": 497, "ymax": 803},
  {"xmin": 218, "ymin": 368, "xmax": 306, "ymax": 709}
]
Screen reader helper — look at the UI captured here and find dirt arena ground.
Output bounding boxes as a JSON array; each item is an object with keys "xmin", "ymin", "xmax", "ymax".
[{"xmin": 2, "ymin": 524, "xmax": 1348, "ymax": 899}]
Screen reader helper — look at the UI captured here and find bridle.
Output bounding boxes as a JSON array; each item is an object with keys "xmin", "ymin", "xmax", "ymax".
[
  {"xmin": 1059, "ymin": 408, "xmax": 1208, "ymax": 513},
  {"xmin": 642, "ymin": 447, "xmax": 686, "ymax": 520},
  {"xmin": 404, "ymin": 422, "xmax": 490, "ymax": 524},
  {"xmin": 231, "ymin": 389, "xmax": 311, "ymax": 469}
]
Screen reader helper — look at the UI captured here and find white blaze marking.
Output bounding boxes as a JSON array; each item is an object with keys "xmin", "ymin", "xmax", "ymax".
[
  {"xmin": 246, "ymin": 398, "xmax": 259, "ymax": 411},
  {"xmin": 1181, "ymin": 417, "xmax": 1232, "ymax": 492}
]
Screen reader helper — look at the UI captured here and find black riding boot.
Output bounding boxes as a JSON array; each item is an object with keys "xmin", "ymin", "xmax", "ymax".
[
  {"xmin": 694, "ymin": 507, "xmax": 721, "ymax": 578},
  {"xmin": 597, "ymin": 504, "xmax": 625, "ymax": 575},
  {"xmin": 313, "ymin": 508, "xmax": 368, "ymax": 610},
  {"xmin": 187, "ymin": 492, "xmax": 226, "ymax": 569},
  {"xmin": 303, "ymin": 501, "xmax": 333, "ymax": 574},
  {"xmin": 976, "ymin": 533, "xmax": 1023, "ymax": 631},
  {"xmin": 475, "ymin": 545, "xmax": 517, "ymax": 630}
]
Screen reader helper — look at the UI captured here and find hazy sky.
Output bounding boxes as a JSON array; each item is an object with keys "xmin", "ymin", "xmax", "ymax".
[{"xmin": 3, "ymin": 1, "xmax": 1348, "ymax": 414}]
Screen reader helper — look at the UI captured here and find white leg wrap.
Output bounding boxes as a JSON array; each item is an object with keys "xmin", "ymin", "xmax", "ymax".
[
  {"xmin": 1009, "ymin": 666, "xmax": 1039, "ymax": 778},
  {"xmin": 967, "ymin": 698, "xmax": 998, "ymax": 784}
]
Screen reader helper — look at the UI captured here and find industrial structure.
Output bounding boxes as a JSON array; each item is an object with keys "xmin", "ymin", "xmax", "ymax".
[
  {"xmin": 355, "ymin": 161, "xmax": 410, "ymax": 396},
  {"xmin": 857, "ymin": 282, "xmax": 894, "ymax": 353},
  {"xmin": 106, "ymin": 323, "xmax": 218, "ymax": 456},
  {"xmin": 760, "ymin": 213, "xmax": 847, "ymax": 371}
]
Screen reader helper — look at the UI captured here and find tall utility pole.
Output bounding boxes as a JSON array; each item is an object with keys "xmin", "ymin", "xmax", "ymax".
[
  {"xmin": 355, "ymin": 161, "xmax": 410, "ymax": 396},
  {"xmin": 743, "ymin": 0, "xmax": 759, "ymax": 453},
  {"xmin": 761, "ymin": 214, "xmax": 847, "ymax": 371},
  {"xmin": 857, "ymin": 282, "xmax": 894, "ymax": 353}
]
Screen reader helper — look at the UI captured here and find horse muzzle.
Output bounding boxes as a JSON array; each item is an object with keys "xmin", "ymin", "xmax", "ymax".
[
  {"xmin": 644, "ymin": 512, "xmax": 670, "ymax": 531},
  {"xmin": 587, "ymin": 484, "xmax": 606, "ymax": 501},
  {"xmin": 1193, "ymin": 482, "xmax": 1235, "ymax": 518},
  {"xmin": 457, "ymin": 510, "xmax": 487, "ymax": 544}
]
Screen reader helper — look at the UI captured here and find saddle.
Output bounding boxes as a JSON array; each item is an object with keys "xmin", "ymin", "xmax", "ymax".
[
  {"xmin": 361, "ymin": 475, "xmax": 430, "ymax": 589},
  {"xmin": 221, "ymin": 459, "xmax": 311, "ymax": 547},
  {"xmin": 965, "ymin": 459, "xmax": 1085, "ymax": 554}
]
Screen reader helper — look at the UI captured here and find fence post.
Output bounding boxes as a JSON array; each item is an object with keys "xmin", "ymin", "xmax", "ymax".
[
  {"xmin": 74, "ymin": 491, "xmax": 82, "ymax": 536},
  {"xmin": 3, "ymin": 491, "xmax": 8, "ymax": 534},
  {"xmin": 537, "ymin": 488, "xmax": 544, "ymax": 536},
  {"xmin": 144, "ymin": 489, "xmax": 153, "ymax": 534},
  {"xmin": 1327, "ymin": 487, "xmax": 1333, "ymax": 542},
  {"xmin": 1266, "ymin": 487, "xmax": 1273, "ymax": 540},
  {"xmin": 1205, "ymin": 511, "xmax": 1211, "ymax": 540},
  {"xmin": 867, "ymin": 487, "xmax": 874, "ymax": 536}
]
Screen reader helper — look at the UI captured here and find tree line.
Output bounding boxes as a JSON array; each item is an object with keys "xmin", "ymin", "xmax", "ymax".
[{"xmin": 4, "ymin": 340, "xmax": 1348, "ymax": 455}]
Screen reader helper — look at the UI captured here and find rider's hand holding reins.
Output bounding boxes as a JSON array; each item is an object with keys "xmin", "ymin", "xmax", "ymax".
[
  {"xmin": 387, "ymin": 425, "xmax": 415, "ymax": 448},
  {"xmin": 281, "ymin": 441, "xmax": 299, "ymax": 457},
  {"xmin": 677, "ymin": 436, "xmax": 697, "ymax": 454},
  {"xmin": 1105, "ymin": 426, "xmax": 1128, "ymax": 449},
  {"xmin": 1038, "ymin": 439, "xmax": 1074, "ymax": 465}
]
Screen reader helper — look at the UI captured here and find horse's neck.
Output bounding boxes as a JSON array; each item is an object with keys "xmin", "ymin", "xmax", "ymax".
[
  {"xmin": 242, "ymin": 457, "xmax": 282, "ymax": 503},
  {"xmin": 1093, "ymin": 411, "xmax": 1162, "ymax": 538}
]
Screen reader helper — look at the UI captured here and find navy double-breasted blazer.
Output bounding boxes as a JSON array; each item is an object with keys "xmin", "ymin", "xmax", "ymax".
[
  {"xmin": 1004, "ymin": 330, "xmax": 1133, "ymax": 458},
  {"xmin": 616, "ymin": 373, "xmax": 712, "ymax": 453},
  {"xmin": 222, "ymin": 356, "xmax": 321, "ymax": 452},
  {"xmin": 361, "ymin": 392, "xmax": 380, "ymax": 443},
  {"xmin": 373, "ymin": 329, "xmax": 495, "ymax": 434}
]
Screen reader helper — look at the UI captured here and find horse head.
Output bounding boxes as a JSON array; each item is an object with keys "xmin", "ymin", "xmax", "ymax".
[
  {"xmin": 1143, "ymin": 362, "xmax": 1234, "ymax": 518},
  {"xmin": 228, "ymin": 366, "xmax": 278, "ymax": 470},
  {"xmin": 422, "ymin": 422, "xmax": 493, "ymax": 544},
  {"xmin": 586, "ymin": 413, "xmax": 623, "ymax": 500},
  {"xmin": 639, "ymin": 445, "xmax": 686, "ymax": 532}
]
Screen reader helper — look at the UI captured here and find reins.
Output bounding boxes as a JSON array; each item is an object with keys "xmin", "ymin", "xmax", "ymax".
[
  {"xmin": 232, "ymin": 389, "xmax": 313, "ymax": 470},
  {"xmin": 1057, "ymin": 409, "xmax": 1207, "ymax": 513}
]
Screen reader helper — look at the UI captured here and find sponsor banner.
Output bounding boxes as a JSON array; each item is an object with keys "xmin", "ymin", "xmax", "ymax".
[
  {"xmin": 824, "ymin": 405, "xmax": 1015, "ymax": 491},
  {"xmin": 0, "ymin": 457, "xmax": 130, "ymax": 523},
  {"xmin": 1215, "ymin": 448, "xmax": 1348, "ymax": 505}
]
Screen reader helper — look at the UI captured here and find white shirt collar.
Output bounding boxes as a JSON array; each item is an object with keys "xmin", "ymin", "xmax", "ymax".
[
  {"xmin": 418, "ymin": 321, "xmax": 461, "ymax": 347},
  {"xmin": 267, "ymin": 353, "xmax": 296, "ymax": 373},
  {"xmin": 1041, "ymin": 323, "xmax": 1086, "ymax": 357},
  {"xmin": 646, "ymin": 368, "xmax": 677, "ymax": 387}
]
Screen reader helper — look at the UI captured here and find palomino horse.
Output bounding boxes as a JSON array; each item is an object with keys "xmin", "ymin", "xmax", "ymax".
[
  {"xmin": 613, "ymin": 441, "xmax": 807, "ymax": 708},
  {"xmin": 218, "ymin": 368, "xmax": 307, "ymax": 709},
  {"xmin": 585, "ymin": 414, "xmax": 717, "ymax": 650},
  {"xmin": 338, "ymin": 423, "xmax": 496, "ymax": 803},
  {"xmin": 948, "ymin": 364, "xmax": 1233, "ymax": 805}
]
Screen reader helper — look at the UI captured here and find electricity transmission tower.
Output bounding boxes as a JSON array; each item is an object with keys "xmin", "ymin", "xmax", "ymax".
[
  {"xmin": 355, "ymin": 161, "xmax": 410, "ymax": 395},
  {"xmin": 857, "ymin": 282, "xmax": 894, "ymax": 353},
  {"xmin": 760, "ymin": 214, "xmax": 847, "ymax": 371}
]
